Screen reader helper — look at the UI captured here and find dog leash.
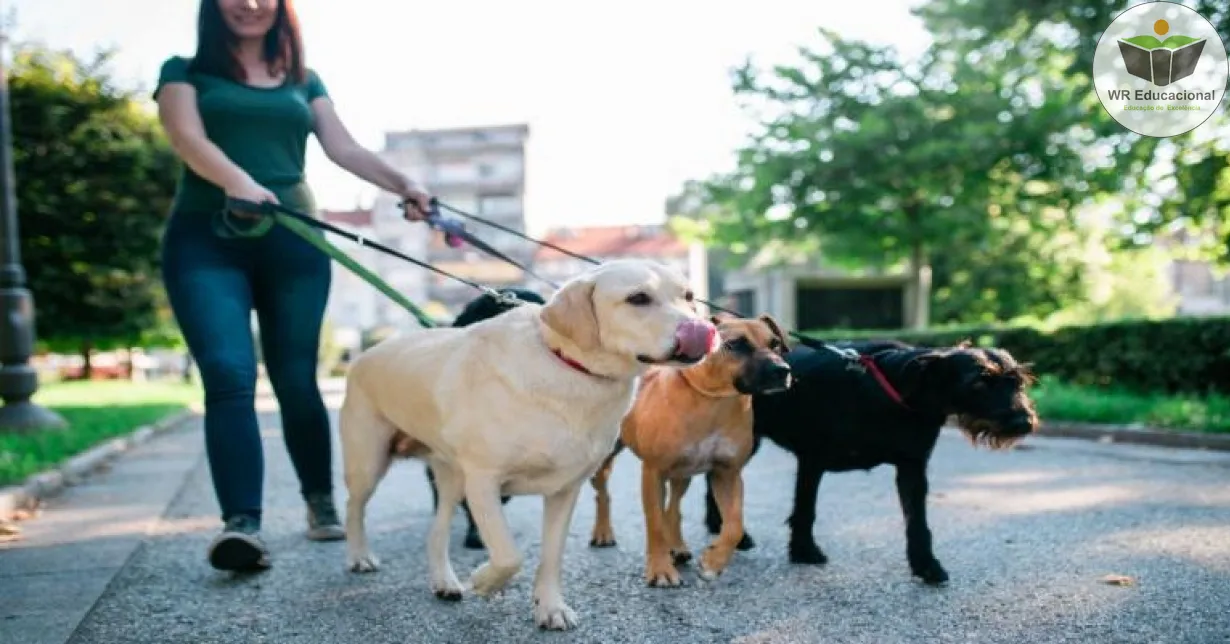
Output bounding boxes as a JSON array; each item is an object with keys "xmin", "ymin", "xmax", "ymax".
[
  {"xmin": 224, "ymin": 198, "xmax": 529, "ymax": 323},
  {"xmin": 420, "ymin": 199, "xmax": 912, "ymax": 407},
  {"xmin": 226, "ymin": 195, "xmax": 910, "ymax": 408}
]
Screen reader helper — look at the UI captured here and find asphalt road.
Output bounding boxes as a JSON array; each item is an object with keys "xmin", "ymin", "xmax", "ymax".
[{"xmin": 61, "ymin": 405, "xmax": 1230, "ymax": 644}]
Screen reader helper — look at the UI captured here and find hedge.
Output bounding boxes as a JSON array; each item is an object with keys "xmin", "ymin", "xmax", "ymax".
[{"xmin": 802, "ymin": 316, "xmax": 1230, "ymax": 396}]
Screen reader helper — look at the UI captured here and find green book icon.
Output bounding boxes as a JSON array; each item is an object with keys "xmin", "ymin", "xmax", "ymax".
[{"xmin": 1117, "ymin": 34, "xmax": 1207, "ymax": 86}]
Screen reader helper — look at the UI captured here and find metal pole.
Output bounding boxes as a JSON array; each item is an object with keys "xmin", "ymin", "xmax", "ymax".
[{"xmin": 0, "ymin": 19, "xmax": 66, "ymax": 432}]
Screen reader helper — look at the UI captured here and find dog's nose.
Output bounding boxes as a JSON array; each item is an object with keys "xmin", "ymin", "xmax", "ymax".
[
  {"xmin": 759, "ymin": 362, "xmax": 792, "ymax": 389},
  {"xmin": 1009, "ymin": 416, "xmax": 1036, "ymax": 434}
]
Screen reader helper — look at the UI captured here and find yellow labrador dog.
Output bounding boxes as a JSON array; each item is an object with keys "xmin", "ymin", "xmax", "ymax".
[{"xmin": 339, "ymin": 259, "xmax": 717, "ymax": 631}]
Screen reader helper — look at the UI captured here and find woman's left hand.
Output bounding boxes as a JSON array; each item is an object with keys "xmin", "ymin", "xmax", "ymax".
[{"xmin": 399, "ymin": 183, "xmax": 434, "ymax": 222}]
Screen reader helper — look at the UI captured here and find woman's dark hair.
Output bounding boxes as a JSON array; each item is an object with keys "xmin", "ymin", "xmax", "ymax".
[{"xmin": 188, "ymin": 0, "xmax": 306, "ymax": 84}]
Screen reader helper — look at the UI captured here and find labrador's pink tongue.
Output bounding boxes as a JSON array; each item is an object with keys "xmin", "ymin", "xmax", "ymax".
[{"xmin": 675, "ymin": 318, "xmax": 718, "ymax": 359}]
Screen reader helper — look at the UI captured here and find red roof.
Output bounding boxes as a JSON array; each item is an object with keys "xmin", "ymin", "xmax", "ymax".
[
  {"xmin": 534, "ymin": 225, "xmax": 688, "ymax": 262},
  {"xmin": 322, "ymin": 209, "xmax": 373, "ymax": 227}
]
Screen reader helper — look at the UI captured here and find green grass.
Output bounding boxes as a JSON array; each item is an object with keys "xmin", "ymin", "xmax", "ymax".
[
  {"xmin": 1033, "ymin": 377, "xmax": 1230, "ymax": 434},
  {"xmin": 0, "ymin": 380, "xmax": 201, "ymax": 486},
  {"xmin": 1123, "ymin": 34, "xmax": 1202, "ymax": 49}
]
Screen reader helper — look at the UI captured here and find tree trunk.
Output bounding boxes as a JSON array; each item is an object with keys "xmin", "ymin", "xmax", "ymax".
[
  {"xmin": 904, "ymin": 203, "xmax": 930, "ymax": 330},
  {"xmin": 80, "ymin": 340, "xmax": 94, "ymax": 381},
  {"xmin": 909, "ymin": 240, "xmax": 931, "ymax": 330}
]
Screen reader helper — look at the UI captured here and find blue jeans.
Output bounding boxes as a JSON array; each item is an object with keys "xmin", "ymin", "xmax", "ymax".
[{"xmin": 161, "ymin": 210, "xmax": 333, "ymax": 522}]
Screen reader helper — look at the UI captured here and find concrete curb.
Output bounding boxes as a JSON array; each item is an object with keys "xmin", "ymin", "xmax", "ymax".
[
  {"xmin": 0, "ymin": 407, "xmax": 200, "ymax": 520},
  {"xmin": 1033, "ymin": 421, "xmax": 1230, "ymax": 452}
]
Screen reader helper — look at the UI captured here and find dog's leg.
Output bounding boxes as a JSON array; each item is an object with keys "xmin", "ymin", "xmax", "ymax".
[
  {"xmin": 896, "ymin": 459, "xmax": 948, "ymax": 585},
  {"xmin": 340, "ymin": 397, "xmax": 396, "ymax": 573},
  {"xmin": 464, "ymin": 473, "xmax": 523, "ymax": 596},
  {"xmin": 426, "ymin": 459, "xmax": 465, "ymax": 600},
  {"xmin": 699, "ymin": 465, "xmax": 744, "ymax": 581},
  {"xmin": 532, "ymin": 482, "xmax": 584, "ymax": 630},
  {"xmin": 588, "ymin": 450, "xmax": 619, "ymax": 547},
  {"xmin": 665, "ymin": 476, "xmax": 692, "ymax": 565},
  {"xmin": 642, "ymin": 465, "xmax": 682, "ymax": 588},
  {"xmin": 787, "ymin": 457, "xmax": 828, "ymax": 564},
  {"xmin": 425, "ymin": 465, "xmax": 440, "ymax": 511},
  {"xmin": 705, "ymin": 474, "xmax": 756, "ymax": 551},
  {"xmin": 461, "ymin": 498, "xmax": 484, "ymax": 550}
]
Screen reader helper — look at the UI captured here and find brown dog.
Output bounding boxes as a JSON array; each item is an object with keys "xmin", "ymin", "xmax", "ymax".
[{"xmin": 588, "ymin": 313, "xmax": 792, "ymax": 587}]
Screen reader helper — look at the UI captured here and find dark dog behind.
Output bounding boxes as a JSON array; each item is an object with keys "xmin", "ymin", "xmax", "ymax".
[
  {"xmin": 703, "ymin": 338, "xmax": 1038, "ymax": 584},
  {"xmin": 422, "ymin": 287, "xmax": 547, "ymax": 549}
]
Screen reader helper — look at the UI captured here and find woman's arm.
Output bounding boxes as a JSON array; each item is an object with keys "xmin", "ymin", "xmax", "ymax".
[
  {"xmin": 156, "ymin": 83, "xmax": 276, "ymax": 204},
  {"xmin": 310, "ymin": 97, "xmax": 432, "ymax": 219}
]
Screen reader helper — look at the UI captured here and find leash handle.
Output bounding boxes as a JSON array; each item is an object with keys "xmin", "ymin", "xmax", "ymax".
[
  {"xmin": 225, "ymin": 197, "xmax": 275, "ymax": 215},
  {"xmin": 402, "ymin": 197, "xmax": 464, "ymax": 248}
]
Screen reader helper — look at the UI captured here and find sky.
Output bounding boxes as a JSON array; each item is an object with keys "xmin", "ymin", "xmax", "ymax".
[{"xmin": 9, "ymin": 0, "xmax": 931, "ymax": 232}]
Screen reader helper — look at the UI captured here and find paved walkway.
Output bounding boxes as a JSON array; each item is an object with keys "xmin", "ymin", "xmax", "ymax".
[{"xmin": 4, "ymin": 392, "xmax": 1230, "ymax": 643}]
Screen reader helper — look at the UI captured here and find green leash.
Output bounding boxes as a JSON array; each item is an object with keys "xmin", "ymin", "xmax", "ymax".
[{"xmin": 214, "ymin": 208, "xmax": 438, "ymax": 328}]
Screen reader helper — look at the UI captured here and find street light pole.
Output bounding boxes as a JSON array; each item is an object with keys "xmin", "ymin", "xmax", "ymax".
[{"xmin": 0, "ymin": 19, "xmax": 66, "ymax": 432}]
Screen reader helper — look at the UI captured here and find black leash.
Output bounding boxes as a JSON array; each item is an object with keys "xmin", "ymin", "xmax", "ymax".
[
  {"xmin": 226, "ymin": 198, "xmax": 527, "ymax": 308},
  {"xmin": 399, "ymin": 198, "xmax": 561, "ymax": 289},
  {"xmin": 403, "ymin": 198, "xmax": 827, "ymax": 347}
]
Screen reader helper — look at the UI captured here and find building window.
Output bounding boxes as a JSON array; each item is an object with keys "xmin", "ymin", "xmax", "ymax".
[{"xmin": 479, "ymin": 194, "xmax": 520, "ymax": 216}]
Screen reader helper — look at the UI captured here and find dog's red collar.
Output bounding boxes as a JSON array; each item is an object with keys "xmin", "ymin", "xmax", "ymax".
[
  {"xmin": 552, "ymin": 348, "xmax": 607, "ymax": 379},
  {"xmin": 859, "ymin": 355, "xmax": 909, "ymax": 409}
]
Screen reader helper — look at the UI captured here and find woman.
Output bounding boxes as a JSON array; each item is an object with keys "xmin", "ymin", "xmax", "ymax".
[{"xmin": 154, "ymin": 0, "xmax": 431, "ymax": 572}]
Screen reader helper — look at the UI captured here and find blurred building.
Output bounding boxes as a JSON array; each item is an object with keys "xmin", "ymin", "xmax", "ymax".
[
  {"xmin": 1169, "ymin": 258, "xmax": 1230, "ymax": 316},
  {"xmin": 379, "ymin": 123, "xmax": 533, "ymax": 314},
  {"xmin": 534, "ymin": 224, "xmax": 709, "ymax": 305}
]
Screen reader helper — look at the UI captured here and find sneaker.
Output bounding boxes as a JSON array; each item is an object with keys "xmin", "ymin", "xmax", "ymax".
[
  {"xmin": 207, "ymin": 514, "xmax": 270, "ymax": 572},
  {"xmin": 305, "ymin": 492, "xmax": 345, "ymax": 541}
]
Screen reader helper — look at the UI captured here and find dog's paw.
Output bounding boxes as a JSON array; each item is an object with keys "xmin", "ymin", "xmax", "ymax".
[
  {"xmin": 463, "ymin": 529, "xmax": 485, "ymax": 551},
  {"xmin": 533, "ymin": 597, "xmax": 579, "ymax": 631},
  {"xmin": 671, "ymin": 548, "xmax": 693, "ymax": 565},
  {"xmin": 911, "ymin": 558, "xmax": 949, "ymax": 586},
  {"xmin": 698, "ymin": 546, "xmax": 732, "ymax": 581},
  {"xmin": 589, "ymin": 526, "xmax": 617, "ymax": 548},
  {"xmin": 431, "ymin": 574, "xmax": 465, "ymax": 601},
  {"xmin": 645, "ymin": 560, "xmax": 683, "ymax": 588},
  {"xmin": 788, "ymin": 541, "xmax": 828, "ymax": 565},
  {"xmin": 735, "ymin": 532, "xmax": 756, "ymax": 551},
  {"xmin": 347, "ymin": 551, "xmax": 381, "ymax": 573},
  {"xmin": 469, "ymin": 560, "xmax": 519, "ymax": 597}
]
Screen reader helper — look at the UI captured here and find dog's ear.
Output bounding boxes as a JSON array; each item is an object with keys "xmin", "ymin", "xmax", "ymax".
[
  {"xmin": 758, "ymin": 314, "xmax": 790, "ymax": 353},
  {"xmin": 898, "ymin": 349, "xmax": 949, "ymax": 398},
  {"xmin": 540, "ymin": 277, "xmax": 600, "ymax": 350}
]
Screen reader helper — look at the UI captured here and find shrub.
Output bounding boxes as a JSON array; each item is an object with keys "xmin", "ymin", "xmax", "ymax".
[{"xmin": 803, "ymin": 316, "xmax": 1230, "ymax": 396}]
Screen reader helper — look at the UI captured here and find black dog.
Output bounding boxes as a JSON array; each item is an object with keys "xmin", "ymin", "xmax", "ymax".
[
  {"xmin": 423, "ymin": 287, "xmax": 547, "ymax": 550},
  {"xmin": 703, "ymin": 339, "xmax": 1038, "ymax": 584}
]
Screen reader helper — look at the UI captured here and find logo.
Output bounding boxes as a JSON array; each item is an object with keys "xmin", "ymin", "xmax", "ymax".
[{"xmin": 1093, "ymin": 2, "xmax": 1228, "ymax": 138}]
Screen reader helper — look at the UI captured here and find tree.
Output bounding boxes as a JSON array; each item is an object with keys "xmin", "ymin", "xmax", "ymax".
[
  {"xmin": 11, "ymin": 45, "xmax": 179, "ymax": 376},
  {"xmin": 916, "ymin": 0, "xmax": 1230, "ymax": 263},
  {"xmin": 684, "ymin": 29, "xmax": 1097, "ymax": 326}
]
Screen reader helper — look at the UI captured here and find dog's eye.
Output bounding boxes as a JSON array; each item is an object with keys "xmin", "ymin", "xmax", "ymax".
[
  {"xmin": 684, "ymin": 290, "xmax": 694, "ymax": 303},
  {"xmin": 723, "ymin": 337, "xmax": 751, "ymax": 353},
  {"xmin": 626, "ymin": 292, "xmax": 653, "ymax": 306}
]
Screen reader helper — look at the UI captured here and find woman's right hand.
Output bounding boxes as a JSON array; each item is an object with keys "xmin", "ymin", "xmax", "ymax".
[{"xmin": 226, "ymin": 178, "xmax": 279, "ymax": 219}]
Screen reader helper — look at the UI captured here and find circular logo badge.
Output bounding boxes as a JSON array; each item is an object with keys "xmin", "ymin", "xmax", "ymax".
[{"xmin": 1093, "ymin": 1, "xmax": 1228, "ymax": 138}]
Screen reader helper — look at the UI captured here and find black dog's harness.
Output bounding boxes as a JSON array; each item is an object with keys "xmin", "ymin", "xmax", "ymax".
[{"xmin": 819, "ymin": 345, "xmax": 910, "ymax": 409}]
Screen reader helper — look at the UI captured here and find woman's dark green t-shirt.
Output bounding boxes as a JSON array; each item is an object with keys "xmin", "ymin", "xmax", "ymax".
[{"xmin": 154, "ymin": 56, "xmax": 328, "ymax": 214}]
